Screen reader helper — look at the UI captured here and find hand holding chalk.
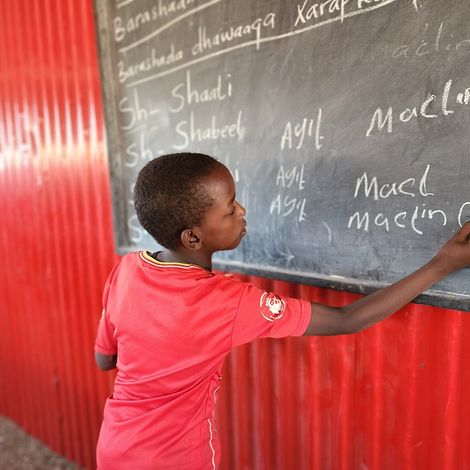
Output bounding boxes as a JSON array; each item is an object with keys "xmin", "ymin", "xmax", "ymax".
[{"xmin": 432, "ymin": 222, "xmax": 470, "ymax": 275}]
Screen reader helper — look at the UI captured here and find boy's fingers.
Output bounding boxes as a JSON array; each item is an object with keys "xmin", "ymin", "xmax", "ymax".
[{"xmin": 455, "ymin": 222, "xmax": 470, "ymax": 241}]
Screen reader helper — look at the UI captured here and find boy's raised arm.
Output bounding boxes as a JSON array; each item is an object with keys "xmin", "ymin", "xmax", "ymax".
[{"xmin": 304, "ymin": 223, "xmax": 470, "ymax": 336}]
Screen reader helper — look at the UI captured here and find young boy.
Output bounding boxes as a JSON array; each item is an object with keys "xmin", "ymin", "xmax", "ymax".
[{"xmin": 95, "ymin": 152, "xmax": 470, "ymax": 469}]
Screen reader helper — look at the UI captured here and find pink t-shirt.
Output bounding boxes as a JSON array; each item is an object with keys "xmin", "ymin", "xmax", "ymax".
[{"xmin": 95, "ymin": 251, "xmax": 311, "ymax": 470}]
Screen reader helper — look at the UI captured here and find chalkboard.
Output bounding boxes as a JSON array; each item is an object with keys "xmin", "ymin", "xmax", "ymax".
[{"xmin": 94, "ymin": 0, "xmax": 470, "ymax": 311}]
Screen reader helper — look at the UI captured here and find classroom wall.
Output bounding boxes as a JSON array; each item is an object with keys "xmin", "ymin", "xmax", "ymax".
[{"xmin": 1, "ymin": 1, "xmax": 470, "ymax": 469}]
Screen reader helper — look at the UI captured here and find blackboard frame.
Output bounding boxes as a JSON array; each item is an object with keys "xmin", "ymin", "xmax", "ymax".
[
  {"xmin": 94, "ymin": 1, "xmax": 132, "ymax": 251},
  {"xmin": 213, "ymin": 259, "xmax": 470, "ymax": 311}
]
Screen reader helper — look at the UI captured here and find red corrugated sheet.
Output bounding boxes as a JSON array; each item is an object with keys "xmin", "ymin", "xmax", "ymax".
[{"xmin": 1, "ymin": 1, "xmax": 470, "ymax": 469}]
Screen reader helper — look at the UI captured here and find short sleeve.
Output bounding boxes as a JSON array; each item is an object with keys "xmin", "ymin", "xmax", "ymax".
[
  {"xmin": 231, "ymin": 283, "xmax": 311, "ymax": 348},
  {"xmin": 94, "ymin": 264, "xmax": 119, "ymax": 355},
  {"xmin": 95, "ymin": 308, "xmax": 117, "ymax": 355}
]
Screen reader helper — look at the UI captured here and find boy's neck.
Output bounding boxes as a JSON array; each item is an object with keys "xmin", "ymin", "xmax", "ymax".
[{"xmin": 156, "ymin": 249, "xmax": 213, "ymax": 272}]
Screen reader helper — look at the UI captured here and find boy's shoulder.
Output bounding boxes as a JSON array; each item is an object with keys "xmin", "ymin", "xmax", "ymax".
[{"xmin": 120, "ymin": 251, "xmax": 253, "ymax": 292}]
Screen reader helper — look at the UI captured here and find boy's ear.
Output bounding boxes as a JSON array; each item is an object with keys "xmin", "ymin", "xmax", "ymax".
[{"xmin": 181, "ymin": 228, "xmax": 202, "ymax": 250}]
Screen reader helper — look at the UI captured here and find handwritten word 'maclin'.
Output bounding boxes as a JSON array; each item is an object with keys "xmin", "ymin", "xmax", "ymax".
[{"xmin": 366, "ymin": 79, "xmax": 470, "ymax": 136}]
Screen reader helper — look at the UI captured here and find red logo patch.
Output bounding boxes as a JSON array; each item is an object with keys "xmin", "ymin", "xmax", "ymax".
[{"xmin": 260, "ymin": 292, "xmax": 286, "ymax": 322}]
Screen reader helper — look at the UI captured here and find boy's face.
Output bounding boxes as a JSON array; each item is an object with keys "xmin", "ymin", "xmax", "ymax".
[{"xmin": 196, "ymin": 164, "xmax": 247, "ymax": 253}]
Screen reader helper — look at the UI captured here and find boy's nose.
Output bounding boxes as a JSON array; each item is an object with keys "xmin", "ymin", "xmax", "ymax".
[{"xmin": 236, "ymin": 201, "xmax": 246, "ymax": 217}]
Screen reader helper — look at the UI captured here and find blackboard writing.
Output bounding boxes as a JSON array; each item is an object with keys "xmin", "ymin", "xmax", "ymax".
[{"xmin": 94, "ymin": 0, "xmax": 470, "ymax": 310}]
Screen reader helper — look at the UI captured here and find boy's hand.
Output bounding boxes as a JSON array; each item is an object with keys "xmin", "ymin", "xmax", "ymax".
[{"xmin": 432, "ymin": 222, "xmax": 470, "ymax": 275}]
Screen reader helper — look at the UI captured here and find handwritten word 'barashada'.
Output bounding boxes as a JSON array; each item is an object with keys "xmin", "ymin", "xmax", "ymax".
[
  {"xmin": 114, "ymin": 0, "xmax": 198, "ymax": 42},
  {"xmin": 118, "ymin": 45, "xmax": 184, "ymax": 83}
]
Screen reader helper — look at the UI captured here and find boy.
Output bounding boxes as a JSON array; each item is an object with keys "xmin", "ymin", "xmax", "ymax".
[{"xmin": 95, "ymin": 152, "xmax": 470, "ymax": 469}]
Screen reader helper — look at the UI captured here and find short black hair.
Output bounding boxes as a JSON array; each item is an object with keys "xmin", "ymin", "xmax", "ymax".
[{"xmin": 134, "ymin": 152, "xmax": 221, "ymax": 250}]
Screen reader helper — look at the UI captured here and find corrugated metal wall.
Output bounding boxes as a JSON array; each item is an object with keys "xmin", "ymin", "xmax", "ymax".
[{"xmin": 1, "ymin": 1, "xmax": 470, "ymax": 469}]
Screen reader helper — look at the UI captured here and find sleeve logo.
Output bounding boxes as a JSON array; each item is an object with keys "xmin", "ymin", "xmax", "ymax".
[{"xmin": 260, "ymin": 292, "xmax": 286, "ymax": 322}]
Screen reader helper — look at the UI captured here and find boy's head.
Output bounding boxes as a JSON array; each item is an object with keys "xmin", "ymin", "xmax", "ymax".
[{"xmin": 134, "ymin": 153, "xmax": 220, "ymax": 249}]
